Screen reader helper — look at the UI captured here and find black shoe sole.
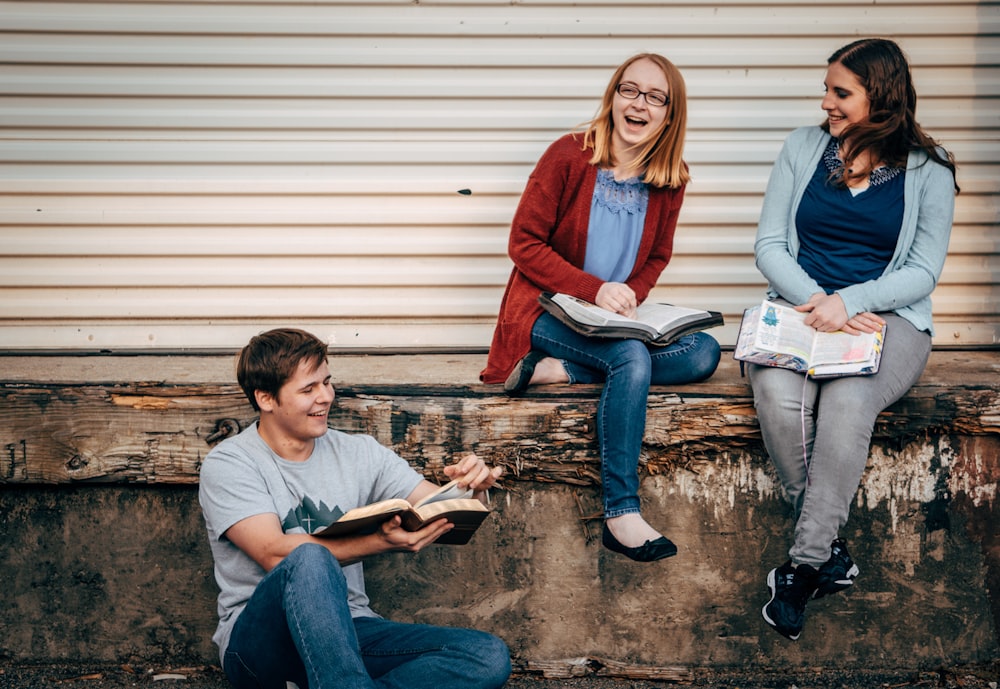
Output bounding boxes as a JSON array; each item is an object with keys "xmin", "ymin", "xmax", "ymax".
[
  {"xmin": 503, "ymin": 351, "xmax": 545, "ymax": 395},
  {"xmin": 601, "ymin": 523, "xmax": 677, "ymax": 562}
]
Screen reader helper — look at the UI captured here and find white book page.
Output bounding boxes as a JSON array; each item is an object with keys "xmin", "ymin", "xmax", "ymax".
[
  {"xmin": 552, "ymin": 294, "xmax": 617, "ymax": 326},
  {"xmin": 810, "ymin": 330, "xmax": 877, "ymax": 366},
  {"xmin": 414, "ymin": 479, "xmax": 474, "ymax": 508},
  {"xmin": 633, "ymin": 302, "xmax": 708, "ymax": 330},
  {"xmin": 752, "ymin": 302, "xmax": 816, "ymax": 361},
  {"xmin": 810, "ymin": 360, "xmax": 870, "ymax": 376},
  {"xmin": 552, "ymin": 293, "xmax": 703, "ymax": 331}
]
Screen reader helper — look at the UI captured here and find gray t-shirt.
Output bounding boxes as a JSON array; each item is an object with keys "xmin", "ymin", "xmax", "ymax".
[{"xmin": 198, "ymin": 422, "xmax": 424, "ymax": 661}]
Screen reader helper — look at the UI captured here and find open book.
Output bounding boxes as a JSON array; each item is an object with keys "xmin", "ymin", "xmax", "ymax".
[
  {"xmin": 734, "ymin": 300, "xmax": 885, "ymax": 378},
  {"xmin": 539, "ymin": 292, "xmax": 723, "ymax": 346},
  {"xmin": 313, "ymin": 479, "xmax": 490, "ymax": 545}
]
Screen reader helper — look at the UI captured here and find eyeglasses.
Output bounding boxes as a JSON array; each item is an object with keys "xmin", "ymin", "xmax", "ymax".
[{"xmin": 616, "ymin": 83, "xmax": 669, "ymax": 107}]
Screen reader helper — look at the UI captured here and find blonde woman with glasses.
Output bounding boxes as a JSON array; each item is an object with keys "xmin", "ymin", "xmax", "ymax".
[{"xmin": 481, "ymin": 53, "xmax": 721, "ymax": 562}]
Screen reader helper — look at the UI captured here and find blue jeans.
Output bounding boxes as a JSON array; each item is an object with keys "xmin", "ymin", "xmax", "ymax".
[
  {"xmin": 531, "ymin": 312, "xmax": 721, "ymax": 516},
  {"xmin": 748, "ymin": 313, "xmax": 931, "ymax": 566},
  {"xmin": 224, "ymin": 544, "xmax": 512, "ymax": 689}
]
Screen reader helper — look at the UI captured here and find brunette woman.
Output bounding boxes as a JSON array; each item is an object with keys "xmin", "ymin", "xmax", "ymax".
[{"xmin": 751, "ymin": 38, "xmax": 959, "ymax": 639}]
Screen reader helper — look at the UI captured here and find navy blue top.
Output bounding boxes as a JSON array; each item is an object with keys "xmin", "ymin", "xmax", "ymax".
[{"xmin": 795, "ymin": 138, "xmax": 905, "ymax": 293}]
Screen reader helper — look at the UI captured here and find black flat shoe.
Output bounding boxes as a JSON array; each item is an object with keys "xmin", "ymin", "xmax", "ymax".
[
  {"xmin": 504, "ymin": 351, "xmax": 545, "ymax": 395},
  {"xmin": 602, "ymin": 522, "xmax": 677, "ymax": 562}
]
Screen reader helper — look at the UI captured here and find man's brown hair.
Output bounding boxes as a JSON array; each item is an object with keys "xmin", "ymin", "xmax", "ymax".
[{"xmin": 236, "ymin": 328, "xmax": 329, "ymax": 412}]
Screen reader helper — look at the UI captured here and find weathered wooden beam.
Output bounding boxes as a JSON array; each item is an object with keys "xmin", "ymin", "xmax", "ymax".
[
  {"xmin": 526, "ymin": 656, "xmax": 693, "ymax": 681},
  {"xmin": 0, "ymin": 383, "xmax": 247, "ymax": 483},
  {"xmin": 1, "ymin": 353, "xmax": 997, "ymax": 485}
]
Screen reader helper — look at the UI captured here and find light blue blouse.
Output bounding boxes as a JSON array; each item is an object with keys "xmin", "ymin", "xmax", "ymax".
[{"xmin": 583, "ymin": 168, "xmax": 649, "ymax": 283}]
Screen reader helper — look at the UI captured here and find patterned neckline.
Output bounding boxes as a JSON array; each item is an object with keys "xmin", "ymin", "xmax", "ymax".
[
  {"xmin": 594, "ymin": 168, "xmax": 649, "ymax": 215},
  {"xmin": 823, "ymin": 138, "xmax": 903, "ymax": 187}
]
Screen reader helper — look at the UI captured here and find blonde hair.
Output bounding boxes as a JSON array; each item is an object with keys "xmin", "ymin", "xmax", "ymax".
[{"xmin": 582, "ymin": 53, "xmax": 690, "ymax": 188}]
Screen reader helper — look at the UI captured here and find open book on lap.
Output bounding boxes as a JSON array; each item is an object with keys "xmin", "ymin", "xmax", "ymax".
[
  {"xmin": 313, "ymin": 479, "xmax": 490, "ymax": 545},
  {"xmin": 539, "ymin": 292, "xmax": 724, "ymax": 346},
  {"xmin": 734, "ymin": 299, "xmax": 885, "ymax": 378}
]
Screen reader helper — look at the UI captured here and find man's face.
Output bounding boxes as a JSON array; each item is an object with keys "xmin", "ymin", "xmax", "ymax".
[{"xmin": 258, "ymin": 357, "xmax": 335, "ymax": 446}]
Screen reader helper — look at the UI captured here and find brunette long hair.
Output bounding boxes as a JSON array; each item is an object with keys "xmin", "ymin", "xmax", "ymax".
[
  {"xmin": 582, "ymin": 53, "xmax": 690, "ymax": 188},
  {"xmin": 825, "ymin": 38, "xmax": 959, "ymax": 192}
]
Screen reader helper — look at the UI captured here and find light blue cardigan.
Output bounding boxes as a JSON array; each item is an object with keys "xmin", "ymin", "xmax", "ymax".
[{"xmin": 755, "ymin": 126, "xmax": 956, "ymax": 335}]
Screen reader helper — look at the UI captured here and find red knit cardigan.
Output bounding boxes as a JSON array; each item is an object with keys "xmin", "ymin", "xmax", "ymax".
[{"xmin": 480, "ymin": 133, "xmax": 687, "ymax": 383}]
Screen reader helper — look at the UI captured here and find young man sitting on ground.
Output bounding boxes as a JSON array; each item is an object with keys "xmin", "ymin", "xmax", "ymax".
[{"xmin": 199, "ymin": 327, "xmax": 511, "ymax": 689}]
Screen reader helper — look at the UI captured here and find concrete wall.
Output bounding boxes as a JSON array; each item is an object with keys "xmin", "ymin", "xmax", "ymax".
[
  {"xmin": 1, "ymin": 353, "xmax": 997, "ymax": 670},
  {"xmin": 2, "ymin": 448, "xmax": 997, "ymax": 670}
]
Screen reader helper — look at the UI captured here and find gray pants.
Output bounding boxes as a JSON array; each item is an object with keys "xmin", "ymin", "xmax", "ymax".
[{"xmin": 748, "ymin": 312, "xmax": 931, "ymax": 567}]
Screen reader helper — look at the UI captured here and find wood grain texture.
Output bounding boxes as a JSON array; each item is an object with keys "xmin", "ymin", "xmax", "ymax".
[{"xmin": 1, "ymin": 352, "xmax": 996, "ymax": 485}]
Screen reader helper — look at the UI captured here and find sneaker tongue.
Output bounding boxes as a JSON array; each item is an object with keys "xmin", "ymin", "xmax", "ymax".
[{"xmin": 790, "ymin": 564, "xmax": 819, "ymax": 595}]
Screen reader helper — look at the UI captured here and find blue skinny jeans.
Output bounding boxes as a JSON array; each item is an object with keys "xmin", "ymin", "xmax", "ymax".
[
  {"xmin": 224, "ymin": 544, "xmax": 512, "ymax": 689},
  {"xmin": 531, "ymin": 312, "xmax": 722, "ymax": 517}
]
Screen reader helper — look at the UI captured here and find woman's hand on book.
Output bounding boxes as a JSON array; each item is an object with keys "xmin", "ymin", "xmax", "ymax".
[
  {"xmin": 841, "ymin": 311, "xmax": 886, "ymax": 336},
  {"xmin": 596, "ymin": 282, "xmax": 637, "ymax": 318},
  {"xmin": 797, "ymin": 293, "xmax": 884, "ymax": 335},
  {"xmin": 797, "ymin": 293, "xmax": 848, "ymax": 332}
]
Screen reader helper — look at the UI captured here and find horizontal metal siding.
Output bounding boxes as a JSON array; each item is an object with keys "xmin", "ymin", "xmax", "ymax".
[{"xmin": 0, "ymin": 1, "xmax": 997, "ymax": 350}]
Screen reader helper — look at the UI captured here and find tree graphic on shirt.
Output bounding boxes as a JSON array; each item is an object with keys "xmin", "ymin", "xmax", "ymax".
[{"xmin": 281, "ymin": 495, "xmax": 342, "ymax": 534}]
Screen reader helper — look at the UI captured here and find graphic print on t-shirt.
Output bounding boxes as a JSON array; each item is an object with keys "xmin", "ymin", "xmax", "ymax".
[{"xmin": 281, "ymin": 495, "xmax": 343, "ymax": 534}]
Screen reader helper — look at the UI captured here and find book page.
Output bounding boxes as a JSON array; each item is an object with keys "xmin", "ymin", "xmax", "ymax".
[
  {"xmin": 633, "ymin": 302, "xmax": 713, "ymax": 331},
  {"xmin": 549, "ymin": 293, "xmax": 706, "ymax": 335},
  {"xmin": 550, "ymin": 294, "xmax": 640, "ymax": 328},
  {"xmin": 414, "ymin": 479, "xmax": 473, "ymax": 508},
  {"xmin": 752, "ymin": 301, "xmax": 816, "ymax": 361},
  {"xmin": 810, "ymin": 330, "xmax": 879, "ymax": 366},
  {"xmin": 412, "ymin": 498, "xmax": 488, "ymax": 522},
  {"xmin": 335, "ymin": 498, "xmax": 410, "ymax": 522},
  {"xmin": 810, "ymin": 360, "xmax": 872, "ymax": 377}
]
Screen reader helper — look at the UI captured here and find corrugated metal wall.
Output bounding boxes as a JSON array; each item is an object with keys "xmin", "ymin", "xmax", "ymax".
[{"xmin": 1, "ymin": 0, "xmax": 997, "ymax": 351}]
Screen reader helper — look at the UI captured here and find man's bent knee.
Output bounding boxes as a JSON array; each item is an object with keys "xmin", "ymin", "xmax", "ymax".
[{"xmin": 465, "ymin": 631, "xmax": 512, "ymax": 689}]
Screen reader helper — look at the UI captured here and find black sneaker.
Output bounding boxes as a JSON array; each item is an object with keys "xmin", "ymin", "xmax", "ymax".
[
  {"xmin": 762, "ymin": 560, "xmax": 819, "ymax": 640},
  {"xmin": 813, "ymin": 538, "xmax": 859, "ymax": 599}
]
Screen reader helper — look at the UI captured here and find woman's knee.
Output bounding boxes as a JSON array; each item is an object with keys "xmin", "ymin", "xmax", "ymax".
[
  {"xmin": 689, "ymin": 333, "xmax": 721, "ymax": 380},
  {"xmin": 650, "ymin": 333, "xmax": 719, "ymax": 385},
  {"xmin": 749, "ymin": 366, "xmax": 807, "ymax": 413},
  {"xmin": 608, "ymin": 340, "xmax": 652, "ymax": 378}
]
